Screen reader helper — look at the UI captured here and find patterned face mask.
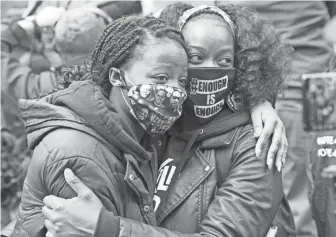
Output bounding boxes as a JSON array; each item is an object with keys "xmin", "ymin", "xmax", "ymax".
[{"xmin": 112, "ymin": 70, "xmax": 187, "ymax": 135}]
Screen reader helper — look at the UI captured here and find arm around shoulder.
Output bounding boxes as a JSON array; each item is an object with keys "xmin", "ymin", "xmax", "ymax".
[
  {"xmin": 92, "ymin": 125, "xmax": 283, "ymax": 237},
  {"xmin": 201, "ymin": 124, "xmax": 283, "ymax": 237}
]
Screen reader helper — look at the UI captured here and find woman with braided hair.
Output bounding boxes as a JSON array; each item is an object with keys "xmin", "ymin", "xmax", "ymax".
[
  {"xmin": 40, "ymin": 3, "xmax": 295, "ymax": 237},
  {"xmin": 11, "ymin": 14, "xmax": 189, "ymax": 237}
]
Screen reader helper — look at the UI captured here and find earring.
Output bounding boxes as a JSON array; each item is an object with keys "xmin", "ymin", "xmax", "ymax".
[{"xmin": 227, "ymin": 92, "xmax": 244, "ymax": 112}]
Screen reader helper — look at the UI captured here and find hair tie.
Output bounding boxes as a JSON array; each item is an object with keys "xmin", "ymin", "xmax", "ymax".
[{"xmin": 178, "ymin": 5, "xmax": 235, "ymax": 39}]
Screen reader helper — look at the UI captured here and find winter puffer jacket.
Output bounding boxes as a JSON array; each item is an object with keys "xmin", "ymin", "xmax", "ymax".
[
  {"xmin": 12, "ymin": 80, "xmax": 295, "ymax": 237},
  {"xmin": 13, "ymin": 81, "xmax": 158, "ymax": 237},
  {"xmin": 94, "ymin": 109, "xmax": 296, "ymax": 237}
]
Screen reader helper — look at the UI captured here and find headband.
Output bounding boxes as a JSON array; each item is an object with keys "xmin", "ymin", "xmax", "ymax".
[{"xmin": 178, "ymin": 5, "xmax": 235, "ymax": 38}]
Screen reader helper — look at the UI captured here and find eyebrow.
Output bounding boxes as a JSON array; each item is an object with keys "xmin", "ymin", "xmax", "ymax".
[
  {"xmin": 150, "ymin": 59, "xmax": 186, "ymax": 70},
  {"xmin": 188, "ymin": 45, "xmax": 234, "ymax": 54},
  {"xmin": 150, "ymin": 64, "xmax": 175, "ymax": 71}
]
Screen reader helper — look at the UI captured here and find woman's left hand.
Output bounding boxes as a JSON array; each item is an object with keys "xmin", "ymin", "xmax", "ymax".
[{"xmin": 251, "ymin": 101, "xmax": 287, "ymax": 172}]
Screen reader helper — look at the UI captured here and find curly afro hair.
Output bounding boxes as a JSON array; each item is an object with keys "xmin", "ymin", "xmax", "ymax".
[{"xmin": 160, "ymin": 2, "xmax": 293, "ymax": 108}]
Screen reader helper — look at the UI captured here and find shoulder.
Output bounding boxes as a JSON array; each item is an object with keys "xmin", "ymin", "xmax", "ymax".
[
  {"xmin": 30, "ymin": 128, "xmax": 124, "ymax": 195},
  {"xmin": 34, "ymin": 128, "xmax": 98, "ymax": 163},
  {"xmin": 32, "ymin": 127, "xmax": 121, "ymax": 170},
  {"xmin": 42, "ymin": 128, "xmax": 98, "ymax": 157},
  {"xmin": 235, "ymin": 123, "xmax": 255, "ymax": 146}
]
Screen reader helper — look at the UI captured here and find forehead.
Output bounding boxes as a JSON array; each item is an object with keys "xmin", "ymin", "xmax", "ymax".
[
  {"xmin": 128, "ymin": 38, "xmax": 187, "ymax": 70},
  {"xmin": 182, "ymin": 15, "xmax": 234, "ymax": 49}
]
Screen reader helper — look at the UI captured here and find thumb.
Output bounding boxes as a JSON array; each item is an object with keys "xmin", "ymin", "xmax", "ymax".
[
  {"xmin": 266, "ymin": 226, "xmax": 278, "ymax": 237},
  {"xmin": 64, "ymin": 168, "xmax": 92, "ymax": 198}
]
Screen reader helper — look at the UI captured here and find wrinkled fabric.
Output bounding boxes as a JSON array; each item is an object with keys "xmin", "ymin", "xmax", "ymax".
[
  {"xmin": 96, "ymin": 109, "xmax": 295, "ymax": 237},
  {"xmin": 13, "ymin": 81, "xmax": 158, "ymax": 237}
]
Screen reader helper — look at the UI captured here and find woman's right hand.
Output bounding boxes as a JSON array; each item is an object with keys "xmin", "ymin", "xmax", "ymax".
[
  {"xmin": 42, "ymin": 169, "xmax": 103, "ymax": 237},
  {"xmin": 251, "ymin": 100, "xmax": 287, "ymax": 172}
]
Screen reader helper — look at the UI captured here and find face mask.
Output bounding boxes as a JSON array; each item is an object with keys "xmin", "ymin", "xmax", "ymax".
[
  {"xmin": 111, "ymin": 70, "xmax": 187, "ymax": 135},
  {"xmin": 184, "ymin": 67, "xmax": 236, "ymax": 122}
]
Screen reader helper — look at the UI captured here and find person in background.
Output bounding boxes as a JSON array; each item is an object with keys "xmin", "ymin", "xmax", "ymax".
[
  {"xmin": 1, "ymin": 6, "xmax": 65, "ymax": 75},
  {"xmin": 0, "ymin": 6, "xmax": 108, "ymax": 232},
  {"xmin": 28, "ymin": 0, "xmax": 142, "ymax": 20},
  {"xmin": 214, "ymin": 1, "xmax": 335, "ymax": 237},
  {"xmin": 1, "ymin": 7, "xmax": 108, "ymax": 99},
  {"xmin": 1, "ymin": 1, "xmax": 142, "ymax": 75}
]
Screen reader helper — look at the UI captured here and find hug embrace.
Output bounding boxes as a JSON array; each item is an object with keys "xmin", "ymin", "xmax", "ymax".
[{"xmin": 12, "ymin": 2, "xmax": 295, "ymax": 237}]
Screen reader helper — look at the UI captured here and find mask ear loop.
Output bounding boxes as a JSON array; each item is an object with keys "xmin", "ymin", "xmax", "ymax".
[{"xmin": 116, "ymin": 69, "xmax": 137, "ymax": 113}]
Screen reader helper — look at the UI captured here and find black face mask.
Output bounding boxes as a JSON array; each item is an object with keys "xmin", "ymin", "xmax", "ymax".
[{"xmin": 184, "ymin": 67, "xmax": 236, "ymax": 123}]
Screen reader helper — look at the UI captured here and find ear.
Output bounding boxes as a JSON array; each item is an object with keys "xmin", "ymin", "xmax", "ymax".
[{"xmin": 109, "ymin": 67, "xmax": 124, "ymax": 86}]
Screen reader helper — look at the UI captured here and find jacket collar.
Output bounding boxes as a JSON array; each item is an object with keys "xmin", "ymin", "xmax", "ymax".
[{"xmin": 19, "ymin": 81, "xmax": 152, "ymax": 163}]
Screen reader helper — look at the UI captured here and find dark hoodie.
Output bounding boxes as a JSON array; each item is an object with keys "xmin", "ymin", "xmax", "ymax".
[{"xmin": 13, "ymin": 81, "xmax": 158, "ymax": 237}]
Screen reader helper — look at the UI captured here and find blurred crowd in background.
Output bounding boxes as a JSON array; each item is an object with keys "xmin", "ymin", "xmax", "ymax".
[{"xmin": 1, "ymin": 1, "xmax": 336, "ymax": 237}]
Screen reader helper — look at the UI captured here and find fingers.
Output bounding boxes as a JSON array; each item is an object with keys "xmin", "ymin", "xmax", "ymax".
[
  {"xmin": 255, "ymin": 116, "xmax": 276, "ymax": 159},
  {"xmin": 43, "ymin": 195, "xmax": 66, "ymax": 210},
  {"xmin": 42, "ymin": 205, "xmax": 55, "ymax": 221},
  {"xmin": 45, "ymin": 218, "xmax": 62, "ymax": 237},
  {"xmin": 274, "ymin": 132, "xmax": 287, "ymax": 172},
  {"xmin": 266, "ymin": 226, "xmax": 278, "ymax": 237},
  {"xmin": 251, "ymin": 108, "xmax": 263, "ymax": 139},
  {"xmin": 64, "ymin": 169, "xmax": 92, "ymax": 199},
  {"xmin": 45, "ymin": 219, "xmax": 55, "ymax": 234},
  {"xmin": 281, "ymin": 132, "xmax": 288, "ymax": 167},
  {"xmin": 267, "ymin": 122, "xmax": 284, "ymax": 171}
]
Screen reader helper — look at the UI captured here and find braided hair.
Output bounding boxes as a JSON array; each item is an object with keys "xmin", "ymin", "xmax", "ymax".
[
  {"xmin": 160, "ymin": 3, "xmax": 293, "ymax": 108},
  {"xmin": 72, "ymin": 15, "xmax": 185, "ymax": 96},
  {"xmin": 38, "ymin": 15, "xmax": 186, "ymax": 99}
]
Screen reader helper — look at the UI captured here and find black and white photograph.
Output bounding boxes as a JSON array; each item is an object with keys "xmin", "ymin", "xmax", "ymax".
[{"xmin": 1, "ymin": 1, "xmax": 336, "ymax": 237}]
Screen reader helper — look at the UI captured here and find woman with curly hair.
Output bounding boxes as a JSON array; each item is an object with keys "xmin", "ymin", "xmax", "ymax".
[{"xmin": 41, "ymin": 3, "xmax": 295, "ymax": 237}]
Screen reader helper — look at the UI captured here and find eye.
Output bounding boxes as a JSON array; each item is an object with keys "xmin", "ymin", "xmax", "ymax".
[
  {"xmin": 217, "ymin": 57, "xmax": 233, "ymax": 67},
  {"xmin": 179, "ymin": 77, "xmax": 187, "ymax": 88},
  {"xmin": 154, "ymin": 74, "xmax": 168, "ymax": 82},
  {"xmin": 188, "ymin": 54, "xmax": 203, "ymax": 64}
]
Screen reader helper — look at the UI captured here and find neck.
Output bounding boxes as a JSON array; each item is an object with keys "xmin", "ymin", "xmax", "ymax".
[{"xmin": 109, "ymin": 87, "xmax": 146, "ymax": 143}]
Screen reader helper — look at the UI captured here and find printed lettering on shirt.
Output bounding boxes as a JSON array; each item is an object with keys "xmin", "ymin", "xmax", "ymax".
[{"xmin": 153, "ymin": 158, "xmax": 176, "ymax": 212}]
